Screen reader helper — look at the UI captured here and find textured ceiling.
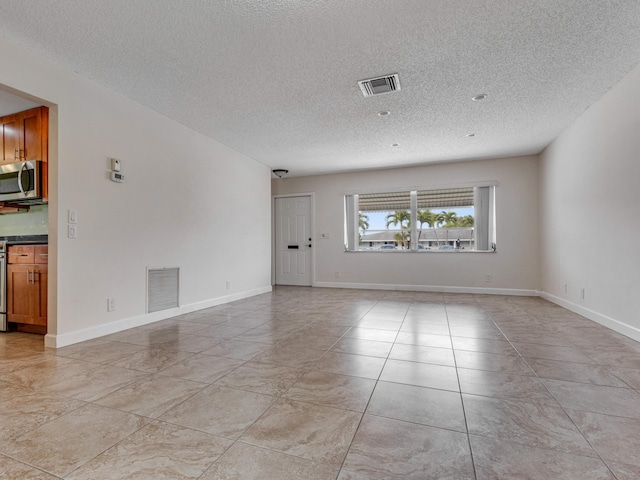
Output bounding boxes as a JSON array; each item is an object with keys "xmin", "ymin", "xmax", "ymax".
[{"xmin": 0, "ymin": 0, "xmax": 639, "ymax": 177}]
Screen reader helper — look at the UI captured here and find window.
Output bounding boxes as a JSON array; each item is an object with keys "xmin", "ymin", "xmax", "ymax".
[{"xmin": 345, "ymin": 185, "xmax": 496, "ymax": 252}]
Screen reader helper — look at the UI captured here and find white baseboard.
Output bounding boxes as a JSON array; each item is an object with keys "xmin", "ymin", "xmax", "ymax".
[
  {"xmin": 541, "ymin": 292, "xmax": 640, "ymax": 343},
  {"xmin": 315, "ymin": 281, "xmax": 539, "ymax": 297},
  {"xmin": 44, "ymin": 285, "xmax": 273, "ymax": 349}
]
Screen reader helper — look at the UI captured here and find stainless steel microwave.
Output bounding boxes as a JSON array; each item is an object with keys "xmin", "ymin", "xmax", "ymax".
[{"xmin": 0, "ymin": 161, "xmax": 46, "ymax": 204}]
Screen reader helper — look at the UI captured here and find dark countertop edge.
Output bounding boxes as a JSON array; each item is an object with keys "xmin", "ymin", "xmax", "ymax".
[{"xmin": 0, "ymin": 235, "xmax": 48, "ymax": 244}]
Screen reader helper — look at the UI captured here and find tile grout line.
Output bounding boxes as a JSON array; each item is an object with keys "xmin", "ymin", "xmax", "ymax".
[
  {"xmin": 488, "ymin": 298, "xmax": 622, "ymax": 478},
  {"xmin": 444, "ymin": 299, "xmax": 479, "ymax": 480},
  {"xmin": 332, "ymin": 296, "xmax": 407, "ymax": 478},
  {"xmin": 196, "ymin": 298, "xmax": 380, "ymax": 478},
  {"xmin": 509, "ymin": 341, "xmax": 622, "ymax": 478}
]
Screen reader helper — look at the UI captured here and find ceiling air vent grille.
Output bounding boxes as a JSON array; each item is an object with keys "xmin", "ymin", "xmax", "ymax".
[{"xmin": 358, "ymin": 74, "xmax": 401, "ymax": 97}]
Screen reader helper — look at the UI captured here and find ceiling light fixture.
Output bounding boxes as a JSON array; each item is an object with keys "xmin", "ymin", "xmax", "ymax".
[
  {"xmin": 391, "ymin": 143, "xmax": 399, "ymax": 147},
  {"xmin": 378, "ymin": 111, "xmax": 390, "ymax": 116},
  {"xmin": 466, "ymin": 133, "xmax": 476, "ymax": 137},
  {"xmin": 472, "ymin": 94, "xmax": 488, "ymax": 101},
  {"xmin": 272, "ymin": 169, "xmax": 288, "ymax": 178}
]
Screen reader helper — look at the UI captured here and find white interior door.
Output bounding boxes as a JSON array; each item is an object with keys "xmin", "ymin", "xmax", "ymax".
[{"xmin": 275, "ymin": 196, "xmax": 312, "ymax": 286}]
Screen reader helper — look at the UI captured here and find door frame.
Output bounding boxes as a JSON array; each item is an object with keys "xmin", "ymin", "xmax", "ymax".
[{"xmin": 272, "ymin": 193, "xmax": 315, "ymax": 287}]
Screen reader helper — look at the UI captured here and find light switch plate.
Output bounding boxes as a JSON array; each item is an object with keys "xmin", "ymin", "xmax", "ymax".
[
  {"xmin": 68, "ymin": 210, "xmax": 77, "ymax": 224},
  {"xmin": 68, "ymin": 224, "xmax": 77, "ymax": 239}
]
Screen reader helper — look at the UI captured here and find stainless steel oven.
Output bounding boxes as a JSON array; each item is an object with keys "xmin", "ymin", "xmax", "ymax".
[{"xmin": 0, "ymin": 241, "xmax": 6, "ymax": 331}]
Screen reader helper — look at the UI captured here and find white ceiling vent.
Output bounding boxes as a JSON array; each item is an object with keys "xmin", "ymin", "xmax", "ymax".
[{"xmin": 358, "ymin": 74, "xmax": 401, "ymax": 97}]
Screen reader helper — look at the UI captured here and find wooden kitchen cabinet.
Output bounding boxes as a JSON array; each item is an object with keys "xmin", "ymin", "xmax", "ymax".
[
  {"xmin": 1, "ymin": 106, "xmax": 49, "ymax": 165},
  {"xmin": 34, "ymin": 245, "xmax": 49, "ymax": 264},
  {"xmin": 1, "ymin": 113, "xmax": 20, "ymax": 165},
  {"xmin": 7, "ymin": 245, "xmax": 48, "ymax": 328},
  {"xmin": 8, "ymin": 244, "xmax": 36, "ymax": 263}
]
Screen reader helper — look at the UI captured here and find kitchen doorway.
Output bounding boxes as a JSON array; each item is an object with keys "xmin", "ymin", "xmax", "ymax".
[{"xmin": 0, "ymin": 84, "xmax": 55, "ymax": 343}]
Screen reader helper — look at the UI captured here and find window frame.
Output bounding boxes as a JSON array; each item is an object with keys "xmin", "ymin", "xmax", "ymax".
[{"xmin": 344, "ymin": 183, "xmax": 497, "ymax": 253}]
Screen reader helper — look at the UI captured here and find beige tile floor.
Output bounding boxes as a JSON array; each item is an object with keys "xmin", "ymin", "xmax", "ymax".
[{"xmin": 1, "ymin": 287, "xmax": 640, "ymax": 478}]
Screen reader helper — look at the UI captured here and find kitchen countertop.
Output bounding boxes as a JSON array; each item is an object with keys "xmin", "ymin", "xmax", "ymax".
[{"xmin": 0, "ymin": 235, "xmax": 48, "ymax": 245}]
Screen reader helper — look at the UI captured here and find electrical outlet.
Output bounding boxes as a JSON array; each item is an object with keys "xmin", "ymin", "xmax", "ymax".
[
  {"xmin": 485, "ymin": 274, "xmax": 492, "ymax": 283},
  {"xmin": 581, "ymin": 288, "xmax": 585, "ymax": 300},
  {"xmin": 68, "ymin": 224, "xmax": 77, "ymax": 239},
  {"xmin": 564, "ymin": 284, "xmax": 568, "ymax": 294},
  {"xmin": 334, "ymin": 271, "xmax": 340, "ymax": 278},
  {"xmin": 107, "ymin": 298, "xmax": 116, "ymax": 312},
  {"xmin": 226, "ymin": 281, "xmax": 231, "ymax": 290}
]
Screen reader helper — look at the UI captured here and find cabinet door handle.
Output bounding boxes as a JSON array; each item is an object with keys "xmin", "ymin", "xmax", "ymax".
[
  {"xmin": 14, "ymin": 148, "xmax": 19, "ymax": 160},
  {"xmin": 11, "ymin": 253, "xmax": 29, "ymax": 257}
]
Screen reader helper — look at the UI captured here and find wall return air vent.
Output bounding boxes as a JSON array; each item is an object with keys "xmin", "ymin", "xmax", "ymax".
[
  {"xmin": 147, "ymin": 267, "xmax": 180, "ymax": 313},
  {"xmin": 358, "ymin": 74, "xmax": 401, "ymax": 97}
]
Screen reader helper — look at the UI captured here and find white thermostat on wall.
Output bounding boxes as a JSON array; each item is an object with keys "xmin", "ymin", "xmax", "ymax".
[{"xmin": 110, "ymin": 171, "xmax": 125, "ymax": 183}]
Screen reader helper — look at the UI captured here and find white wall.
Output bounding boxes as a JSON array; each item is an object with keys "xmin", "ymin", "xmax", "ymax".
[
  {"xmin": 272, "ymin": 156, "xmax": 540, "ymax": 294},
  {"xmin": 540, "ymin": 63, "xmax": 640, "ymax": 341},
  {"xmin": 0, "ymin": 37, "xmax": 272, "ymax": 347}
]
